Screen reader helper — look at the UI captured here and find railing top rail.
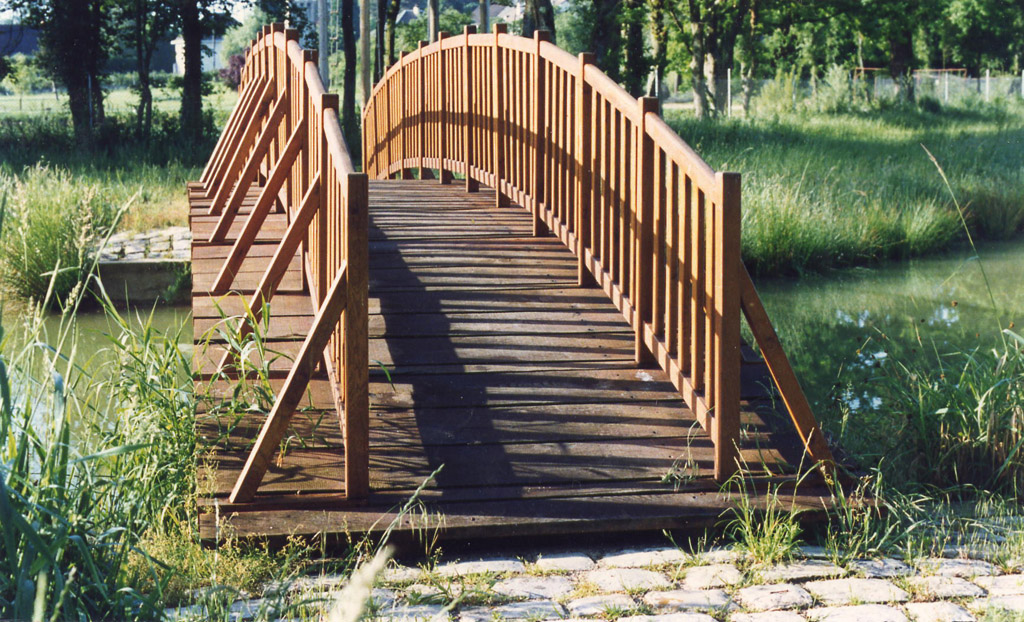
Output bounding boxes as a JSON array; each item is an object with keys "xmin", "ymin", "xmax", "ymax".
[
  {"xmin": 247, "ymin": 28, "xmax": 356, "ymax": 175},
  {"xmin": 362, "ymin": 31, "xmax": 725, "ymax": 197}
]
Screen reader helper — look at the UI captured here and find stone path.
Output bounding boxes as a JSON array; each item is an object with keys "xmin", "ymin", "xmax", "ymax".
[
  {"xmin": 165, "ymin": 545, "xmax": 1024, "ymax": 622},
  {"xmin": 99, "ymin": 226, "xmax": 191, "ymax": 262}
]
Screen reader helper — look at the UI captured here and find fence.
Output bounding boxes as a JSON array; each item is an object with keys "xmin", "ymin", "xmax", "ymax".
[
  {"xmin": 362, "ymin": 25, "xmax": 834, "ymax": 480},
  {"xmin": 193, "ymin": 23, "xmax": 369, "ymax": 504}
]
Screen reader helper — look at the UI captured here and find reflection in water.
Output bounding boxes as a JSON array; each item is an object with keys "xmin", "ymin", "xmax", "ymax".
[{"xmin": 753, "ymin": 240, "xmax": 1024, "ymax": 419}]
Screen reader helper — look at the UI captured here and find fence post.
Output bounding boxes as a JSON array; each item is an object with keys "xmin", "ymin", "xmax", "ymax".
[
  {"xmin": 727, "ymin": 68, "xmax": 732, "ymax": 117},
  {"xmin": 438, "ymin": 32, "xmax": 452, "ymax": 184},
  {"xmin": 319, "ymin": 93, "xmax": 339, "ymax": 304},
  {"xmin": 532, "ymin": 31, "xmax": 551, "ymax": 236},
  {"xmin": 493, "ymin": 23, "xmax": 509, "ymax": 207},
  {"xmin": 634, "ymin": 97, "xmax": 659, "ymax": 368},
  {"xmin": 576, "ymin": 52, "xmax": 596, "ymax": 287},
  {"xmin": 344, "ymin": 172, "xmax": 370, "ymax": 500},
  {"xmin": 399, "ymin": 52, "xmax": 414, "ymax": 179},
  {"xmin": 464, "ymin": 25, "xmax": 479, "ymax": 192},
  {"xmin": 713, "ymin": 171, "xmax": 741, "ymax": 482},
  {"xmin": 418, "ymin": 41, "xmax": 431, "ymax": 179},
  {"xmin": 986, "ymin": 69, "xmax": 991, "ymax": 102}
]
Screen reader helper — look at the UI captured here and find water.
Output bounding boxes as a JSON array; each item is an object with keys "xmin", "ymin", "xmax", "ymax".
[{"xmin": 754, "ymin": 240, "xmax": 1024, "ymax": 414}]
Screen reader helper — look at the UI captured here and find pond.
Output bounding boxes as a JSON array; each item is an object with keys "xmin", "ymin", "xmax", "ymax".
[{"xmin": 753, "ymin": 240, "xmax": 1024, "ymax": 417}]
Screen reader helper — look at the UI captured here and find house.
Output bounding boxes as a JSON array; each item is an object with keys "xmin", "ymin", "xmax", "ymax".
[{"xmin": 171, "ymin": 35, "xmax": 224, "ymax": 75}]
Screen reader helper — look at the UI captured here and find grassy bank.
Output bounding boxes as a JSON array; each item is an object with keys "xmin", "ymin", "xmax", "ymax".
[{"xmin": 666, "ymin": 100, "xmax": 1024, "ymax": 275}]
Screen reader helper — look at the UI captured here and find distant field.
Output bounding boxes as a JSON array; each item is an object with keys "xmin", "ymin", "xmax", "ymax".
[{"xmin": 0, "ymin": 86, "xmax": 238, "ymax": 118}]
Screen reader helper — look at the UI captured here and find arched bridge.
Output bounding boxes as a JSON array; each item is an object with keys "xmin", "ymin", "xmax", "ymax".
[{"xmin": 190, "ymin": 23, "xmax": 836, "ymax": 542}]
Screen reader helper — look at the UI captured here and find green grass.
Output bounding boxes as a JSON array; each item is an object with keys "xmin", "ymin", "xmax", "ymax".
[{"xmin": 665, "ymin": 99, "xmax": 1024, "ymax": 275}]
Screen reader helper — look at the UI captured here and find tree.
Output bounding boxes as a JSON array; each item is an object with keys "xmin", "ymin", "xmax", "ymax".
[
  {"xmin": 0, "ymin": 53, "xmax": 46, "ymax": 109},
  {"xmin": 175, "ymin": 0, "xmax": 232, "ymax": 146},
  {"xmin": 120, "ymin": 0, "xmax": 177, "ymax": 140},
  {"xmin": 4, "ymin": 0, "xmax": 112, "ymax": 143},
  {"xmin": 522, "ymin": 0, "xmax": 556, "ymax": 38},
  {"xmin": 340, "ymin": 0, "xmax": 360, "ymax": 157}
]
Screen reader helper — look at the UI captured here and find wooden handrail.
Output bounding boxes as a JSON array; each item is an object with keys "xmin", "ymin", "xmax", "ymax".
[
  {"xmin": 197, "ymin": 24, "xmax": 369, "ymax": 503},
  {"xmin": 362, "ymin": 26, "xmax": 834, "ymax": 480}
]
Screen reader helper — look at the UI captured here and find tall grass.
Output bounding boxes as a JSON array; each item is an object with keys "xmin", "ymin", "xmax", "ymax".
[{"xmin": 666, "ymin": 101, "xmax": 1024, "ymax": 275}]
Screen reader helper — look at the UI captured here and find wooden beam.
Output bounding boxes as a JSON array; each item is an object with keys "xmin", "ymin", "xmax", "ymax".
[
  {"xmin": 739, "ymin": 265, "xmax": 836, "ymax": 471},
  {"xmin": 204, "ymin": 80, "xmax": 277, "ymax": 207},
  {"xmin": 200, "ymin": 76, "xmax": 266, "ymax": 189},
  {"xmin": 343, "ymin": 173, "xmax": 370, "ymax": 499},
  {"xmin": 229, "ymin": 263, "xmax": 349, "ymax": 504},
  {"xmin": 215, "ymin": 176, "xmax": 321, "ymax": 374},
  {"xmin": 208, "ymin": 91, "xmax": 289, "ymax": 221},
  {"xmin": 210, "ymin": 117, "xmax": 308, "ymax": 291}
]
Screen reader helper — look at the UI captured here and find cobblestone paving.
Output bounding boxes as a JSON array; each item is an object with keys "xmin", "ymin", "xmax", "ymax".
[
  {"xmin": 165, "ymin": 544, "xmax": 1024, "ymax": 621},
  {"xmin": 99, "ymin": 226, "xmax": 191, "ymax": 262}
]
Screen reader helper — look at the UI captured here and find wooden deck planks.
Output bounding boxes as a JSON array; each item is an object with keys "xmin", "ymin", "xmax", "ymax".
[{"xmin": 192, "ymin": 179, "xmax": 829, "ymax": 543}]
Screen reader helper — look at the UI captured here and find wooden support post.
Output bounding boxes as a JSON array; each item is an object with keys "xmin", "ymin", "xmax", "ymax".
[
  {"xmin": 318, "ymin": 93, "xmax": 338, "ymax": 304},
  {"xmin": 400, "ymin": 52, "xmax": 414, "ymax": 179},
  {"xmin": 634, "ymin": 96, "xmax": 659, "ymax": 368},
  {"xmin": 344, "ymin": 173, "xmax": 370, "ymax": 499},
  {"xmin": 531, "ymin": 31, "xmax": 550, "ymax": 236},
  {"xmin": 464, "ymin": 25, "xmax": 478, "ymax": 192},
  {"xmin": 417, "ymin": 41, "xmax": 432, "ymax": 180},
  {"xmin": 576, "ymin": 52, "xmax": 595, "ymax": 287},
  {"xmin": 493, "ymin": 23, "xmax": 508, "ymax": 207},
  {"xmin": 438, "ymin": 32, "xmax": 452, "ymax": 184},
  {"xmin": 228, "ymin": 262, "xmax": 350, "ymax": 504},
  {"xmin": 712, "ymin": 171, "xmax": 741, "ymax": 482}
]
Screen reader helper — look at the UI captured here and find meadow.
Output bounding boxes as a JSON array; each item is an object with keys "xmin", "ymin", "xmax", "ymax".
[{"xmin": 667, "ymin": 96, "xmax": 1024, "ymax": 276}]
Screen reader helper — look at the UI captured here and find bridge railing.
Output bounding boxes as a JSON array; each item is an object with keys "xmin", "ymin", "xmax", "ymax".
[
  {"xmin": 192, "ymin": 24, "xmax": 369, "ymax": 504},
  {"xmin": 362, "ymin": 26, "xmax": 833, "ymax": 480}
]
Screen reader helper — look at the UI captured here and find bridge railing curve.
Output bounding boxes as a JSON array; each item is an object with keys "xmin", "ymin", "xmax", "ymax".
[
  {"xmin": 194, "ymin": 23, "xmax": 369, "ymax": 504},
  {"xmin": 362, "ymin": 25, "xmax": 834, "ymax": 480}
]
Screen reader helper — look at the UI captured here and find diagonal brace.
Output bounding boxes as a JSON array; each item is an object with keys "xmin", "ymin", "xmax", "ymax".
[
  {"xmin": 229, "ymin": 263, "xmax": 349, "ymax": 503},
  {"xmin": 210, "ymin": 117, "xmax": 308, "ymax": 285}
]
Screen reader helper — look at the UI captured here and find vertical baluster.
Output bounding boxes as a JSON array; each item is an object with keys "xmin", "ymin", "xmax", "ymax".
[
  {"xmin": 712, "ymin": 172, "xmax": 741, "ymax": 481},
  {"xmin": 634, "ymin": 97, "xmax": 658, "ymax": 366},
  {"xmin": 492, "ymin": 24, "xmax": 508, "ymax": 206},
  {"xmin": 463, "ymin": 26, "xmax": 478, "ymax": 192},
  {"xmin": 575, "ymin": 53, "xmax": 595, "ymax": 287},
  {"xmin": 531, "ymin": 31, "xmax": 550, "ymax": 236}
]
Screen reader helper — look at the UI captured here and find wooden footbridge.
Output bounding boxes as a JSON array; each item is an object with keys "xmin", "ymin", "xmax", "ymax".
[{"xmin": 190, "ymin": 24, "xmax": 837, "ymax": 543}]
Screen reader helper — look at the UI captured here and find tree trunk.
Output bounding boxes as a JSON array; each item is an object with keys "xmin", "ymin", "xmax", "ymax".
[
  {"xmin": 342, "ymin": 0, "xmax": 361, "ymax": 157},
  {"xmin": 888, "ymin": 31, "xmax": 915, "ymax": 102},
  {"xmin": 180, "ymin": 0, "xmax": 204, "ymax": 144},
  {"xmin": 360, "ymin": 0, "xmax": 371, "ymax": 102},
  {"xmin": 427, "ymin": 0, "xmax": 439, "ymax": 42},
  {"xmin": 374, "ymin": 0, "xmax": 385, "ymax": 79},
  {"xmin": 67, "ymin": 80, "xmax": 93, "ymax": 144},
  {"xmin": 688, "ymin": 6, "xmax": 709, "ymax": 119},
  {"xmin": 648, "ymin": 0, "xmax": 667, "ymax": 102},
  {"xmin": 522, "ymin": 0, "xmax": 556, "ymax": 38},
  {"xmin": 591, "ymin": 0, "xmax": 620, "ymax": 82},
  {"xmin": 385, "ymin": 0, "xmax": 400, "ymax": 65},
  {"xmin": 621, "ymin": 0, "xmax": 646, "ymax": 97}
]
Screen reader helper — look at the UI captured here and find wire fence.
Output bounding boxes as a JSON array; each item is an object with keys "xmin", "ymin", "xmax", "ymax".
[{"xmin": 664, "ymin": 70, "xmax": 1024, "ymax": 115}]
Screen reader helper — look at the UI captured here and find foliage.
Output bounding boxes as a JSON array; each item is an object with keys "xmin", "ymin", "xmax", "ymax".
[
  {"xmin": 0, "ymin": 53, "xmax": 47, "ymax": 98},
  {"xmin": 394, "ymin": 9, "xmax": 474, "ymax": 53}
]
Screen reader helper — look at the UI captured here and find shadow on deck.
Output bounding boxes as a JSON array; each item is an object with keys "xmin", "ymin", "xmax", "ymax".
[{"xmin": 190, "ymin": 180, "xmax": 834, "ymax": 545}]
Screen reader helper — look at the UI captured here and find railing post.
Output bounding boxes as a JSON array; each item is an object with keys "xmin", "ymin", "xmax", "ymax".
[
  {"xmin": 319, "ymin": 93, "xmax": 339, "ymax": 304},
  {"xmin": 400, "ymin": 52, "xmax": 414, "ymax": 179},
  {"xmin": 438, "ymin": 31, "xmax": 452, "ymax": 184},
  {"xmin": 383, "ymin": 61, "xmax": 392, "ymax": 178},
  {"xmin": 532, "ymin": 30, "xmax": 551, "ymax": 236},
  {"xmin": 418, "ymin": 41, "xmax": 431, "ymax": 180},
  {"xmin": 576, "ymin": 52, "xmax": 596, "ymax": 287},
  {"xmin": 464, "ymin": 25, "xmax": 478, "ymax": 192},
  {"xmin": 713, "ymin": 171, "xmax": 741, "ymax": 482},
  {"xmin": 300, "ymin": 49, "xmax": 315, "ymax": 293},
  {"xmin": 635, "ymin": 96, "xmax": 659, "ymax": 368},
  {"xmin": 493, "ymin": 23, "xmax": 509, "ymax": 207},
  {"xmin": 344, "ymin": 172, "xmax": 370, "ymax": 500}
]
